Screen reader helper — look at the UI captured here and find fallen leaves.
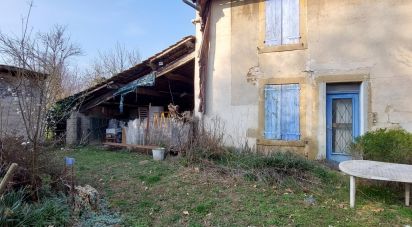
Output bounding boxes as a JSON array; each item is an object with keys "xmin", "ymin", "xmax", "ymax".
[
  {"xmin": 337, "ymin": 203, "xmax": 348, "ymax": 209},
  {"xmin": 283, "ymin": 188, "xmax": 294, "ymax": 195}
]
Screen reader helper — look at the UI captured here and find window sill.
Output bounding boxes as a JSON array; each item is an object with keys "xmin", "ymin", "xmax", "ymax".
[
  {"xmin": 257, "ymin": 138, "xmax": 307, "ymax": 147},
  {"xmin": 258, "ymin": 42, "xmax": 307, "ymax": 53}
]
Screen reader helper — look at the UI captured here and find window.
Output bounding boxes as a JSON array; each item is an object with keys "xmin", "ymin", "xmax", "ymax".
[
  {"xmin": 264, "ymin": 84, "xmax": 300, "ymax": 141},
  {"xmin": 259, "ymin": 0, "xmax": 306, "ymax": 52}
]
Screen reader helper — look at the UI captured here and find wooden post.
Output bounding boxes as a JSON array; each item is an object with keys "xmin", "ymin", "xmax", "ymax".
[
  {"xmin": 0, "ymin": 163, "xmax": 18, "ymax": 195},
  {"xmin": 350, "ymin": 176, "xmax": 356, "ymax": 208},
  {"xmin": 145, "ymin": 103, "xmax": 151, "ymax": 145},
  {"xmin": 406, "ymin": 183, "xmax": 410, "ymax": 206},
  {"xmin": 122, "ymin": 128, "xmax": 126, "ymax": 144}
]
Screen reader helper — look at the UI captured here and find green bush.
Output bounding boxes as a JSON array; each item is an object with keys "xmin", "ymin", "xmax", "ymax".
[
  {"xmin": 350, "ymin": 128, "xmax": 412, "ymax": 164},
  {"xmin": 0, "ymin": 189, "xmax": 70, "ymax": 226}
]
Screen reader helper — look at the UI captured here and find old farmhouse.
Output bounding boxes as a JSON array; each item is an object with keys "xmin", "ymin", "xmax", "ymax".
[{"xmin": 190, "ymin": 0, "xmax": 412, "ymax": 162}]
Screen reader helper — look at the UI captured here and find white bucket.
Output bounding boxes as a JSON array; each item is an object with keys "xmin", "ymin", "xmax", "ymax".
[{"xmin": 152, "ymin": 147, "xmax": 165, "ymax": 161}]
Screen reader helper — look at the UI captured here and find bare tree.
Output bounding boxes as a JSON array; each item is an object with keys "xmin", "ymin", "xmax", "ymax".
[
  {"xmin": 85, "ymin": 42, "xmax": 141, "ymax": 87},
  {"xmin": 0, "ymin": 2, "xmax": 81, "ymax": 194},
  {"xmin": 60, "ymin": 65, "xmax": 85, "ymax": 98}
]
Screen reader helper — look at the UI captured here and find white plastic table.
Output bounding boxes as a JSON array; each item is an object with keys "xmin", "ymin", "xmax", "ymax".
[{"xmin": 339, "ymin": 160, "xmax": 412, "ymax": 208}]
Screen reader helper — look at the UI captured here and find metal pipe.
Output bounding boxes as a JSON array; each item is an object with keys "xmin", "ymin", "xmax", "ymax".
[{"xmin": 182, "ymin": 0, "xmax": 199, "ymax": 10}]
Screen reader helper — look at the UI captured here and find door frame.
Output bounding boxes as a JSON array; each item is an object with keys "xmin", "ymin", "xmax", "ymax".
[{"xmin": 326, "ymin": 91, "xmax": 360, "ymax": 162}]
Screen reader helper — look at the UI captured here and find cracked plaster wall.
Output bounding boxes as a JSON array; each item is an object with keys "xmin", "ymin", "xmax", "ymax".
[{"xmin": 194, "ymin": 0, "xmax": 412, "ymax": 158}]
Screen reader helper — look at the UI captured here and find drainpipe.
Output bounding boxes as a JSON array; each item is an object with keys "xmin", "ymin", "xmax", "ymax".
[{"xmin": 182, "ymin": 0, "xmax": 199, "ymax": 10}]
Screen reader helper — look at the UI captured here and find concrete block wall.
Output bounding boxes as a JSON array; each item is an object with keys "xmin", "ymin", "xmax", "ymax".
[
  {"xmin": 0, "ymin": 73, "xmax": 28, "ymax": 137},
  {"xmin": 80, "ymin": 113, "xmax": 91, "ymax": 144},
  {"xmin": 66, "ymin": 111, "xmax": 91, "ymax": 145},
  {"xmin": 65, "ymin": 112, "xmax": 78, "ymax": 145}
]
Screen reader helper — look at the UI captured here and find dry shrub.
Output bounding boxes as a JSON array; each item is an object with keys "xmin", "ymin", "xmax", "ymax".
[
  {"xmin": 0, "ymin": 134, "xmax": 66, "ymax": 197},
  {"xmin": 183, "ymin": 117, "xmax": 229, "ymax": 163},
  {"xmin": 0, "ymin": 135, "xmax": 36, "ymax": 189},
  {"xmin": 181, "ymin": 117, "xmax": 337, "ymax": 189},
  {"xmin": 218, "ymin": 151, "xmax": 337, "ymax": 187}
]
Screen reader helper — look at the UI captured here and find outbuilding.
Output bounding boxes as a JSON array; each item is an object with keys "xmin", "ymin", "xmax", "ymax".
[{"xmin": 60, "ymin": 36, "xmax": 195, "ymax": 146}]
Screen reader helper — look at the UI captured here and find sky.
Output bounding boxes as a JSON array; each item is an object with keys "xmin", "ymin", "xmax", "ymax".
[{"xmin": 0, "ymin": 0, "xmax": 196, "ymax": 70}]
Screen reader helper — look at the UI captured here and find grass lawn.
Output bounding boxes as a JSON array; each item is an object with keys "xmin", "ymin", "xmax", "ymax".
[{"xmin": 63, "ymin": 146, "xmax": 412, "ymax": 226}]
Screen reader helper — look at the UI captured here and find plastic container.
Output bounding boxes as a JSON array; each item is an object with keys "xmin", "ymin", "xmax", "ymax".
[
  {"xmin": 65, "ymin": 157, "xmax": 75, "ymax": 166},
  {"xmin": 152, "ymin": 147, "xmax": 165, "ymax": 161}
]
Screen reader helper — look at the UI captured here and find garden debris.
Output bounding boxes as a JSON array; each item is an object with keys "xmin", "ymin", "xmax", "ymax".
[
  {"xmin": 285, "ymin": 188, "xmax": 294, "ymax": 194},
  {"xmin": 74, "ymin": 185, "xmax": 99, "ymax": 212},
  {"xmin": 356, "ymin": 203, "xmax": 385, "ymax": 216},
  {"xmin": 168, "ymin": 103, "xmax": 192, "ymax": 122},
  {"xmin": 72, "ymin": 185, "xmax": 122, "ymax": 226},
  {"xmin": 304, "ymin": 195, "xmax": 316, "ymax": 206},
  {"xmin": 139, "ymin": 160, "xmax": 149, "ymax": 165},
  {"xmin": 337, "ymin": 203, "xmax": 348, "ymax": 209}
]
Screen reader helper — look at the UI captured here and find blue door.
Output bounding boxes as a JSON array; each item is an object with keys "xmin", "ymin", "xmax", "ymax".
[{"xmin": 326, "ymin": 93, "xmax": 360, "ymax": 162}]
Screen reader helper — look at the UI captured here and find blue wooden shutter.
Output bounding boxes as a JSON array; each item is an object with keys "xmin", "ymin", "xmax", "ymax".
[
  {"xmin": 264, "ymin": 85, "xmax": 281, "ymax": 139},
  {"xmin": 282, "ymin": 0, "xmax": 300, "ymax": 44},
  {"xmin": 265, "ymin": 0, "xmax": 282, "ymax": 46},
  {"xmin": 280, "ymin": 84, "xmax": 300, "ymax": 140}
]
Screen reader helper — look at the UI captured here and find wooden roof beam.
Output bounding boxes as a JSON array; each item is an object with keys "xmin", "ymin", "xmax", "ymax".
[
  {"xmin": 165, "ymin": 73, "xmax": 193, "ymax": 85},
  {"xmin": 135, "ymin": 88, "xmax": 167, "ymax": 97},
  {"xmin": 156, "ymin": 52, "xmax": 195, "ymax": 78},
  {"xmin": 79, "ymin": 90, "xmax": 117, "ymax": 111},
  {"xmin": 79, "ymin": 87, "xmax": 168, "ymax": 111}
]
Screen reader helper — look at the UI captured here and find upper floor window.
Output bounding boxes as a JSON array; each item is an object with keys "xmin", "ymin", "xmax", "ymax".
[
  {"xmin": 266, "ymin": 0, "xmax": 299, "ymax": 45},
  {"xmin": 259, "ymin": 0, "xmax": 307, "ymax": 52}
]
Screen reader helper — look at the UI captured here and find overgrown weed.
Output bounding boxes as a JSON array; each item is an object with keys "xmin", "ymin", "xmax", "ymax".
[
  {"xmin": 0, "ymin": 134, "xmax": 67, "ymax": 196},
  {"xmin": 183, "ymin": 117, "xmax": 339, "ymax": 189}
]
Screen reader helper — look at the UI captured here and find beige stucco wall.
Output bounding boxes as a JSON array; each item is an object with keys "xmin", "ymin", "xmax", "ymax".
[{"xmin": 195, "ymin": 0, "xmax": 412, "ymax": 159}]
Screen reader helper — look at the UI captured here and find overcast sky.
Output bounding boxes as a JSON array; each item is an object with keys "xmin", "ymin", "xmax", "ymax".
[{"xmin": 0, "ymin": 0, "xmax": 195, "ymax": 69}]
